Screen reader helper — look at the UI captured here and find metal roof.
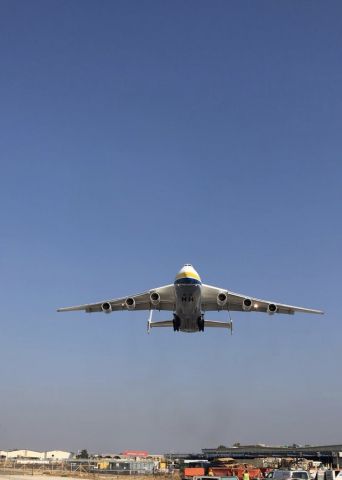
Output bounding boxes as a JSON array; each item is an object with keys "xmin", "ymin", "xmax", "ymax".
[{"xmin": 202, "ymin": 445, "xmax": 342, "ymax": 460}]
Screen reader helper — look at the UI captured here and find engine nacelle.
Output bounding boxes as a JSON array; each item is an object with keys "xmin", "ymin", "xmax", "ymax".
[
  {"xmin": 125, "ymin": 297, "xmax": 136, "ymax": 310},
  {"xmin": 217, "ymin": 291, "xmax": 228, "ymax": 307},
  {"xmin": 101, "ymin": 302, "xmax": 112, "ymax": 314},
  {"xmin": 267, "ymin": 303, "xmax": 278, "ymax": 314},
  {"xmin": 242, "ymin": 298, "xmax": 252, "ymax": 311},
  {"xmin": 150, "ymin": 292, "xmax": 160, "ymax": 306}
]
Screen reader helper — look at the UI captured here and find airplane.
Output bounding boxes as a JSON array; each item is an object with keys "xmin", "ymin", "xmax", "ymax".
[{"xmin": 57, "ymin": 264, "xmax": 324, "ymax": 333}]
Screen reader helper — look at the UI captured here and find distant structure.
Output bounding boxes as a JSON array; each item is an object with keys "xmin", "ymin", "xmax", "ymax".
[
  {"xmin": 165, "ymin": 444, "xmax": 342, "ymax": 468},
  {"xmin": 0, "ymin": 449, "xmax": 160, "ymax": 475},
  {"xmin": 121, "ymin": 450, "xmax": 149, "ymax": 458},
  {"xmin": 45, "ymin": 450, "xmax": 73, "ymax": 460},
  {"xmin": 0, "ymin": 450, "xmax": 73, "ymax": 461},
  {"xmin": 201, "ymin": 444, "xmax": 342, "ymax": 467}
]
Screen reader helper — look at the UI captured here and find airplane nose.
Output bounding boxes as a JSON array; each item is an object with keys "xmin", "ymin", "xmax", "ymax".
[{"xmin": 175, "ymin": 265, "xmax": 201, "ymax": 283}]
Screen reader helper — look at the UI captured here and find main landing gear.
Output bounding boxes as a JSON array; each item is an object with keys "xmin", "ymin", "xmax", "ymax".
[
  {"xmin": 197, "ymin": 314, "xmax": 205, "ymax": 332},
  {"xmin": 173, "ymin": 314, "xmax": 181, "ymax": 332}
]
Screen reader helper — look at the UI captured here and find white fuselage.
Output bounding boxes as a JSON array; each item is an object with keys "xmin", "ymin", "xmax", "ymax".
[{"xmin": 173, "ymin": 265, "xmax": 203, "ymax": 332}]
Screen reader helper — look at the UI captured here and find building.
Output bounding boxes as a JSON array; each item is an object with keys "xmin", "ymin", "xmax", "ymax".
[
  {"xmin": 107, "ymin": 459, "xmax": 155, "ymax": 474},
  {"xmin": 121, "ymin": 450, "xmax": 149, "ymax": 458},
  {"xmin": 45, "ymin": 450, "xmax": 73, "ymax": 461},
  {"xmin": 0, "ymin": 450, "xmax": 43, "ymax": 460},
  {"xmin": 0, "ymin": 449, "xmax": 73, "ymax": 462},
  {"xmin": 201, "ymin": 445, "xmax": 342, "ymax": 468}
]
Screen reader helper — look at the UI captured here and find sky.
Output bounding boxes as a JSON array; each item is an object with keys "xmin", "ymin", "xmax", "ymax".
[{"xmin": 0, "ymin": 0, "xmax": 342, "ymax": 454}]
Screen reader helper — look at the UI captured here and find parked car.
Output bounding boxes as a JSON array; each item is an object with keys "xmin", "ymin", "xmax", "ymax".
[{"xmin": 271, "ymin": 470, "xmax": 310, "ymax": 480}]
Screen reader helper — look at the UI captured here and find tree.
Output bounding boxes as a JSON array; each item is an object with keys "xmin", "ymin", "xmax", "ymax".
[{"xmin": 77, "ymin": 449, "xmax": 89, "ymax": 459}]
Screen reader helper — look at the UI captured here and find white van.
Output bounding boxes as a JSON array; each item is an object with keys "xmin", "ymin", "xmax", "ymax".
[{"xmin": 271, "ymin": 470, "xmax": 310, "ymax": 480}]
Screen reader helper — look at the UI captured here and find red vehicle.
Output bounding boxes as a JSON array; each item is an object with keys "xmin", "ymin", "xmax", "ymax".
[
  {"xmin": 211, "ymin": 465, "xmax": 262, "ymax": 480},
  {"xmin": 181, "ymin": 460, "xmax": 210, "ymax": 479}
]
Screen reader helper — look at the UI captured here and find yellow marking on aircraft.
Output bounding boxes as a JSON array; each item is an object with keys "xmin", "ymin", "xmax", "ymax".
[{"xmin": 175, "ymin": 271, "xmax": 201, "ymax": 281}]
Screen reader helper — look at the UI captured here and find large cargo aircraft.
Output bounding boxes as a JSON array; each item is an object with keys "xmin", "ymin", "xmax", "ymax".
[{"xmin": 57, "ymin": 264, "xmax": 323, "ymax": 333}]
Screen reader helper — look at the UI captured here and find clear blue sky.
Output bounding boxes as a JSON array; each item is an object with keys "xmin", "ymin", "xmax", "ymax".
[{"xmin": 1, "ymin": 0, "xmax": 341, "ymax": 453}]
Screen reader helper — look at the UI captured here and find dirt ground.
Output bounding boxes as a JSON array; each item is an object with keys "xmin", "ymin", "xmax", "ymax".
[{"xmin": 0, "ymin": 474, "xmax": 177, "ymax": 480}]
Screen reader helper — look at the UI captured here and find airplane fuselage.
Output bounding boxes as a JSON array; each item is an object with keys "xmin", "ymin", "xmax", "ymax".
[{"xmin": 174, "ymin": 265, "xmax": 203, "ymax": 332}]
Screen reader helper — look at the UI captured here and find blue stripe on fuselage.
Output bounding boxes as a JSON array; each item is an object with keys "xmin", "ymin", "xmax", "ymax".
[{"xmin": 174, "ymin": 278, "xmax": 202, "ymax": 285}]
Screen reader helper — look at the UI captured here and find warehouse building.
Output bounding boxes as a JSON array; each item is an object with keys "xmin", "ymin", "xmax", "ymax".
[
  {"xmin": 0, "ymin": 450, "xmax": 42, "ymax": 460},
  {"xmin": 107, "ymin": 459, "xmax": 155, "ymax": 474},
  {"xmin": 201, "ymin": 445, "xmax": 342, "ymax": 467},
  {"xmin": 166, "ymin": 444, "xmax": 342, "ymax": 468},
  {"xmin": 44, "ymin": 451, "xmax": 73, "ymax": 460},
  {"xmin": 0, "ymin": 449, "xmax": 73, "ymax": 461}
]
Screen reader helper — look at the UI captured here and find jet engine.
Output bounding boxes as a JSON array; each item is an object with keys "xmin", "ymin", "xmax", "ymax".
[
  {"xmin": 150, "ymin": 292, "xmax": 160, "ymax": 306},
  {"xmin": 217, "ymin": 292, "xmax": 228, "ymax": 307},
  {"xmin": 242, "ymin": 298, "xmax": 252, "ymax": 311},
  {"xmin": 101, "ymin": 302, "xmax": 112, "ymax": 313},
  {"xmin": 267, "ymin": 303, "xmax": 278, "ymax": 314},
  {"xmin": 125, "ymin": 297, "xmax": 136, "ymax": 310}
]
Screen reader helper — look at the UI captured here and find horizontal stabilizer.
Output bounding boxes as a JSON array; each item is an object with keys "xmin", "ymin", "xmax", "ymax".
[
  {"xmin": 205, "ymin": 320, "xmax": 233, "ymax": 330},
  {"xmin": 147, "ymin": 319, "xmax": 233, "ymax": 333},
  {"xmin": 149, "ymin": 320, "xmax": 174, "ymax": 328}
]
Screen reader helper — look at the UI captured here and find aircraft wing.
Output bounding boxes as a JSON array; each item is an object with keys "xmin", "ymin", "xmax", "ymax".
[
  {"xmin": 201, "ymin": 284, "xmax": 324, "ymax": 315},
  {"xmin": 57, "ymin": 284, "xmax": 176, "ymax": 313}
]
